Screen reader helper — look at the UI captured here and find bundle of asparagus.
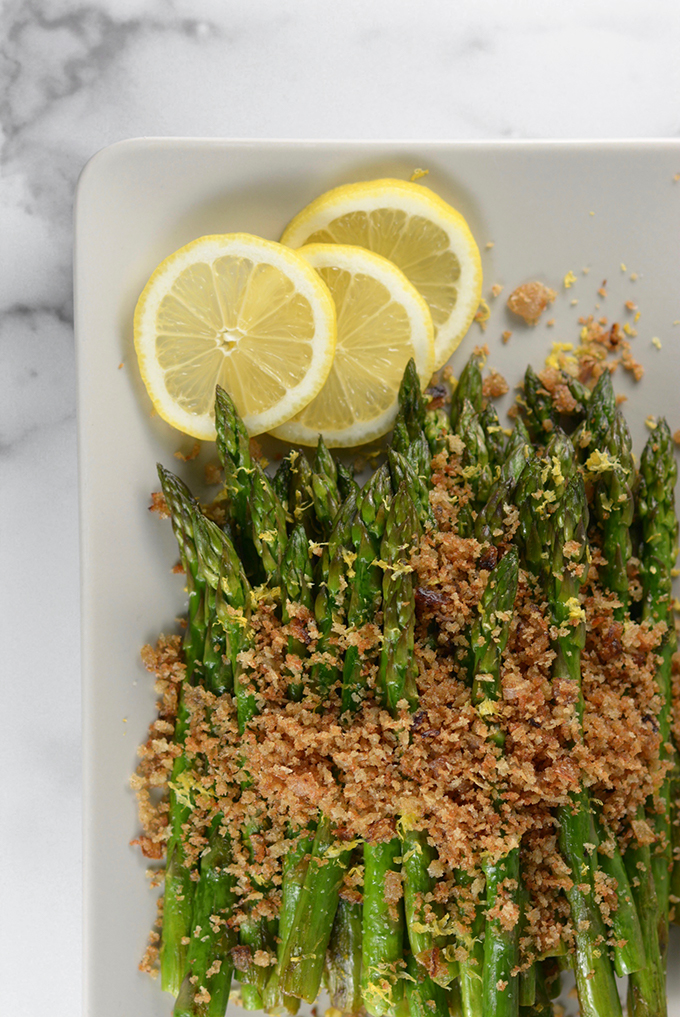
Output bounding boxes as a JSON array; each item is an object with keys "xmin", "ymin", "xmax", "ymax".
[{"xmin": 134, "ymin": 353, "xmax": 679, "ymax": 1017}]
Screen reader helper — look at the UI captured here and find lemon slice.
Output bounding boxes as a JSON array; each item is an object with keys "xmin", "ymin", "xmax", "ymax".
[
  {"xmin": 133, "ymin": 234, "xmax": 336, "ymax": 439},
  {"xmin": 271, "ymin": 244, "xmax": 435, "ymax": 448},
  {"xmin": 280, "ymin": 178, "xmax": 482, "ymax": 370}
]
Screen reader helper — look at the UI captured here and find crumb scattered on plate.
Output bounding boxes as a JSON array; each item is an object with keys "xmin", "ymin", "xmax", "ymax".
[{"xmin": 506, "ymin": 281, "xmax": 556, "ymax": 326}]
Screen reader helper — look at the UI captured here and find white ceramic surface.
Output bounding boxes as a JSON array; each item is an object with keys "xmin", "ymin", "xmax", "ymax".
[{"xmin": 75, "ymin": 138, "xmax": 680, "ymax": 1017}]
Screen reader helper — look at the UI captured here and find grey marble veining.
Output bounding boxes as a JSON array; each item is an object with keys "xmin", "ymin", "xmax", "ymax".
[{"xmin": 1, "ymin": 1, "xmax": 679, "ymax": 1014}]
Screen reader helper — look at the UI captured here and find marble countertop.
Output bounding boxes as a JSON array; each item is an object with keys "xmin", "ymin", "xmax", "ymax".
[{"xmin": 2, "ymin": 1, "xmax": 679, "ymax": 1014}]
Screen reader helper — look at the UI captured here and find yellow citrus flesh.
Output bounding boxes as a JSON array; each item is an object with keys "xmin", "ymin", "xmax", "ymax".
[
  {"xmin": 280, "ymin": 178, "xmax": 482, "ymax": 370},
  {"xmin": 133, "ymin": 234, "xmax": 336, "ymax": 438},
  {"xmin": 272, "ymin": 244, "xmax": 435, "ymax": 447}
]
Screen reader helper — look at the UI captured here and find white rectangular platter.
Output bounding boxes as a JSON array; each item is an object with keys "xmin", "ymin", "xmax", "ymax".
[{"xmin": 75, "ymin": 139, "xmax": 680, "ymax": 1017}]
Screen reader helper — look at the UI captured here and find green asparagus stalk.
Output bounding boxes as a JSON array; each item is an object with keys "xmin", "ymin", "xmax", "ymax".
[
  {"xmin": 625, "ymin": 835, "xmax": 667, "ymax": 1017},
  {"xmin": 280, "ymin": 524, "xmax": 315, "ymax": 702},
  {"xmin": 424, "ymin": 404, "xmax": 452, "ymax": 455},
  {"xmin": 327, "ymin": 893, "xmax": 364, "ymax": 1016},
  {"xmin": 585, "ymin": 408, "xmax": 649, "ymax": 981},
  {"xmin": 249, "ymin": 459, "xmax": 288, "ymax": 587},
  {"xmin": 341, "ymin": 464, "xmax": 391, "ymax": 714},
  {"xmin": 522, "ymin": 365, "xmax": 557, "ymax": 442},
  {"xmin": 475, "ymin": 420, "xmax": 531, "ymax": 547},
  {"xmin": 363, "ymin": 486, "xmax": 421, "ymax": 1015},
  {"xmin": 264, "ymin": 527, "xmax": 317, "ymax": 1010},
  {"xmin": 214, "ymin": 386, "xmax": 262, "ymax": 580},
  {"xmin": 156, "ymin": 465, "xmax": 209, "ymax": 995},
  {"xmin": 519, "ymin": 961, "xmax": 553, "ymax": 1017},
  {"xmin": 289, "ymin": 450, "xmax": 318, "ymax": 537},
  {"xmin": 455, "ymin": 398, "xmax": 493, "ymax": 537},
  {"xmin": 468, "ymin": 546, "xmax": 521, "ymax": 1017},
  {"xmin": 361, "ymin": 837, "xmax": 406, "ymax": 1016},
  {"xmin": 214, "ymin": 385, "xmax": 252, "ymax": 534},
  {"xmin": 308, "ymin": 490, "xmax": 358, "ymax": 699},
  {"xmin": 517, "ymin": 882, "xmax": 535, "ymax": 1009},
  {"xmin": 337, "ymin": 460, "xmax": 360, "ymax": 502},
  {"xmin": 405, "ymin": 953, "xmax": 450, "ymax": 1017},
  {"xmin": 393, "ymin": 374, "xmax": 463, "ymax": 995},
  {"xmin": 397, "ymin": 357, "xmax": 427, "ymax": 435},
  {"xmin": 276, "ymin": 493, "xmax": 359, "ymax": 1003},
  {"xmin": 311, "ymin": 435, "xmax": 341, "ymax": 538},
  {"xmin": 480, "ymin": 402, "xmax": 507, "ymax": 472},
  {"xmin": 450, "ymin": 350, "xmax": 484, "ymax": 430},
  {"xmin": 203, "ymin": 412, "xmax": 292, "ymax": 1010},
  {"xmin": 387, "ymin": 448, "xmax": 433, "ymax": 528},
  {"xmin": 638, "ymin": 420, "xmax": 679, "ymax": 950},
  {"xmin": 516, "ymin": 432, "xmax": 623, "ymax": 1017},
  {"xmin": 192, "ymin": 507, "xmax": 280, "ymax": 1012},
  {"xmin": 174, "ymin": 816, "xmax": 238, "ymax": 1017},
  {"xmin": 262, "ymin": 827, "xmax": 314, "ymax": 1015},
  {"xmin": 401, "ymin": 825, "xmax": 458, "ymax": 987},
  {"xmin": 377, "ymin": 484, "xmax": 421, "ymax": 713},
  {"xmin": 273, "ymin": 453, "xmax": 294, "ymax": 511},
  {"xmin": 278, "ymin": 817, "xmax": 354, "ymax": 1002}
]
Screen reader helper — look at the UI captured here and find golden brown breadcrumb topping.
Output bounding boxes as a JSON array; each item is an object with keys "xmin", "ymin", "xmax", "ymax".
[{"xmin": 133, "ymin": 404, "xmax": 678, "ymax": 975}]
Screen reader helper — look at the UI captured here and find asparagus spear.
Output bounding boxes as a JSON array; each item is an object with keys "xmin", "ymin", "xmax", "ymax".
[
  {"xmin": 337, "ymin": 460, "xmax": 360, "ymax": 502},
  {"xmin": 475, "ymin": 421, "xmax": 531, "ymax": 547},
  {"xmin": 405, "ymin": 953, "xmax": 451, "ymax": 1017},
  {"xmin": 401, "ymin": 825, "xmax": 458, "ymax": 987},
  {"xmin": 519, "ymin": 962, "xmax": 553, "ymax": 1017},
  {"xmin": 249, "ymin": 459, "xmax": 288, "ymax": 587},
  {"xmin": 341, "ymin": 464, "xmax": 391, "ymax": 714},
  {"xmin": 263, "ymin": 527, "xmax": 317, "ymax": 1011},
  {"xmin": 424, "ymin": 404, "xmax": 452, "ymax": 455},
  {"xmin": 273, "ymin": 453, "xmax": 293, "ymax": 510},
  {"xmin": 191, "ymin": 506, "xmax": 281, "ymax": 1013},
  {"xmin": 522, "ymin": 365, "xmax": 558, "ymax": 442},
  {"xmin": 278, "ymin": 816, "xmax": 354, "ymax": 1003},
  {"xmin": 214, "ymin": 385, "xmax": 252, "ymax": 535},
  {"xmin": 308, "ymin": 490, "xmax": 358, "ymax": 700},
  {"xmin": 455, "ymin": 398, "xmax": 493, "ymax": 537},
  {"xmin": 467, "ymin": 546, "xmax": 520, "ymax": 1017},
  {"xmin": 516, "ymin": 431, "xmax": 623, "ymax": 1017},
  {"xmin": 571, "ymin": 380, "xmax": 651, "ymax": 985},
  {"xmin": 363, "ymin": 486, "xmax": 421, "ymax": 1016},
  {"xmin": 450, "ymin": 350, "xmax": 484, "ymax": 430},
  {"xmin": 387, "ymin": 448, "xmax": 433, "ymax": 528},
  {"xmin": 581, "ymin": 408, "xmax": 649, "ymax": 983},
  {"xmin": 156, "ymin": 466, "xmax": 210, "ymax": 995},
  {"xmin": 276, "ymin": 493, "xmax": 358, "ymax": 1003},
  {"xmin": 361, "ymin": 836, "xmax": 407, "ymax": 1017},
  {"xmin": 480, "ymin": 402, "xmax": 507, "ymax": 472},
  {"xmin": 173, "ymin": 817, "xmax": 238, "ymax": 1017},
  {"xmin": 209, "ymin": 406, "xmax": 294, "ymax": 1009},
  {"xmin": 289, "ymin": 450, "xmax": 318, "ymax": 538},
  {"xmin": 263, "ymin": 829, "xmax": 313, "ymax": 1015},
  {"xmin": 376, "ymin": 483, "xmax": 421, "ymax": 714},
  {"xmin": 311, "ymin": 435, "xmax": 341, "ymax": 538},
  {"xmin": 280, "ymin": 524, "xmax": 315, "ymax": 702},
  {"xmin": 327, "ymin": 893, "xmax": 364, "ymax": 1016},
  {"xmin": 159, "ymin": 477, "xmax": 260, "ymax": 1015},
  {"xmin": 637, "ymin": 420, "xmax": 679, "ymax": 950},
  {"xmin": 397, "ymin": 357, "xmax": 427, "ymax": 436}
]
